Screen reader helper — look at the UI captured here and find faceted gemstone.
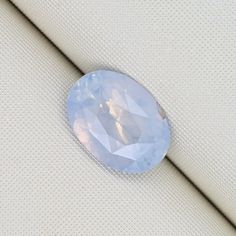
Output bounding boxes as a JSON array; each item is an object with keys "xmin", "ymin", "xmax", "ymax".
[{"xmin": 67, "ymin": 70, "xmax": 170, "ymax": 173}]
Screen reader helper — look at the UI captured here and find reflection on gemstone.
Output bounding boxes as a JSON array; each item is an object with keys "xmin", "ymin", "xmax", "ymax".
[{"xmin": 67, "ymin": 70, "xmax": 170, "ymax": 173}]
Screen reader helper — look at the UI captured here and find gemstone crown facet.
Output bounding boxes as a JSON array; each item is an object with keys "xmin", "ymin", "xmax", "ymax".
[{"xmin": 67, "ymin": 70, "xmax": 170, "ymax": 173}]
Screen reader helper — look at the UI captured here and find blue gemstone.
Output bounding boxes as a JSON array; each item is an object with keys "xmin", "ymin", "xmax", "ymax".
[{"xmin": 67, "ymin": 70, "xmax": 170, "ymax": 173}]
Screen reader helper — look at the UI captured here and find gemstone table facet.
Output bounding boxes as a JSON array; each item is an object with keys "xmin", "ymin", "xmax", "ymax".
[{"xmin": 67, "ymin": 70, "xmax": 170, "ymax": 173}]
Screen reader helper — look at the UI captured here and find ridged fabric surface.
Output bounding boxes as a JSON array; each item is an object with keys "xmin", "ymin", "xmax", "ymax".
[
  {"xmin": 10, "ymin": 0, "xmax": 236, "ymax": 223},
  {"xmin": 0, "ymin": 1, "xmax": 235, "ymax": 235}
]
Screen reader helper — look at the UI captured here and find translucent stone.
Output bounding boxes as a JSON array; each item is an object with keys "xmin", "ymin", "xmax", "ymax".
[{"xmin": 67, "ymin": 70, "xmax": 170, "ymax": 173}]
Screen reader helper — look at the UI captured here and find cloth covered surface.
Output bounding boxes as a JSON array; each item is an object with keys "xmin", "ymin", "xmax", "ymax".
[
  {"xmin": 10, "ymin": 0, "xmax": 236, "ymax": 223},
  {"xmin": 0, "ymin": 0, "xmax": 235, "ymax": 235}
]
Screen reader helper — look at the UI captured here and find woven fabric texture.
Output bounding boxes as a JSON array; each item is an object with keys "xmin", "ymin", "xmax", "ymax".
[
  {"xmin": 10, "ymin": 0, "xmax": 236, "ymax": 223},
  {"xmin": 0, "ymin": 1, "xmax": 235, "ymax": 235}
]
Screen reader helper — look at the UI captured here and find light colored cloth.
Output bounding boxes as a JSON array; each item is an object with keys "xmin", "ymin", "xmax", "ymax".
[
  {"xmin": 0, "ymin": 1, "xmax": 235, "ymax": 235},
  {"xmin": 10, "ymin": 0, "xmax": 236, "ymax": 223}
]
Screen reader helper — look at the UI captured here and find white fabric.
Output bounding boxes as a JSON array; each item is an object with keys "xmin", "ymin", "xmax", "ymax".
[
  {"xmin": 0, "ymin": 1, "xmax": 235, "ymax": 235},
  {"xmin": 10, "ymin": 0, "xmax": 236, "ymax": 223}
]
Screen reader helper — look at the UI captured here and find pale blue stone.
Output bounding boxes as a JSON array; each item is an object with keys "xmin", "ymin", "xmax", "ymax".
[{"xmin": 67, "ymin": 70, "xmax": 170, "ymax": 173}]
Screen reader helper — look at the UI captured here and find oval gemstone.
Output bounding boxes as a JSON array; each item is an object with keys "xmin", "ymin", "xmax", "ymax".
[{"xmin": 67, "ymin": 70, "xmax": 170, "ymax": 173}]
